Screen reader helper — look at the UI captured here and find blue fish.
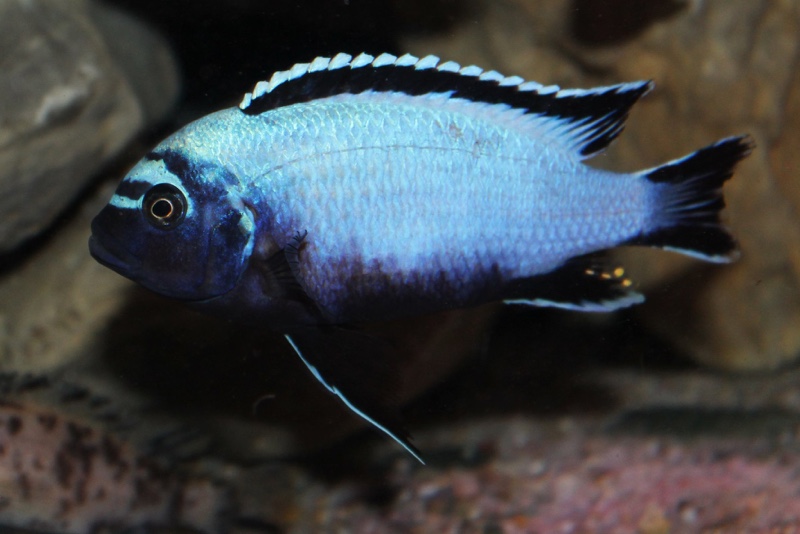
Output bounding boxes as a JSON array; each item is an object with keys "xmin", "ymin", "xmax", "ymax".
[{"xmin": 89, "ymin": 52, "xmax": 752, "ymax": 463}]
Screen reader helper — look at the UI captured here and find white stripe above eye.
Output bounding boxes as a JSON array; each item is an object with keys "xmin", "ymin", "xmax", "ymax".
[{"xmin": 109, "ymin": 194, "xmax": 141, "ymax": 210}]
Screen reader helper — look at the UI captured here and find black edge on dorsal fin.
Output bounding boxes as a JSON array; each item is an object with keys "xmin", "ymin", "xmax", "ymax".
[
  {"xmin": 503, "ymin": 253, "xmax": 644, "ymax": 312},
  {"xmin": 239, "ymin": 52, "xmax": 653, "ymax": 158}
]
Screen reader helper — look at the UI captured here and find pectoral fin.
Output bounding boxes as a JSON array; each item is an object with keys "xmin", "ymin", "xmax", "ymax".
[{"xmin": 283, "ymin": 327, "xmax": 424, "ymax": 464}]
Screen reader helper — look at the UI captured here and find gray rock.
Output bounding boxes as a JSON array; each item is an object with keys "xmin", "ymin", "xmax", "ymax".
[
  {"xmin": 0, "ymin": 183, "xmax": 131, "ymax": 373},
  {"xmin": 0, "ymin": 0, "xmax": 178, "ymax": 254},
  {"xmin": 89, "ymin": 2, "xmax": 180, "ymax": 126}
]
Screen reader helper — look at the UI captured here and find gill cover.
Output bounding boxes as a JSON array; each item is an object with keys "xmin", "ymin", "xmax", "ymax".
[{"xmin": 89, "ymin": 150, "xmax": 254, "ymax": 301}]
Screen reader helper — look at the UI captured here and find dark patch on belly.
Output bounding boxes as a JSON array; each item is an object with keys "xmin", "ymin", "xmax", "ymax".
[{"xmin": 320, "ymin": 255, "xmax": 505, "ymax": 323}]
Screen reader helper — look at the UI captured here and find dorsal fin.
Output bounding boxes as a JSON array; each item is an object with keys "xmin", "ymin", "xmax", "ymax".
[{"xmin": 239, "ymin": 52, "xmax": 653, "ymax": 158}]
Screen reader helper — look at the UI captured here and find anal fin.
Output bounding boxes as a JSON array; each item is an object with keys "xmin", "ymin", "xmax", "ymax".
[
  {"xmin": 283, "ymin": 326, "xmax": 424, "ymax": 464},
  {"xmin": 503, "ymin": 254, "xmax": 643, "ymax": 312}
]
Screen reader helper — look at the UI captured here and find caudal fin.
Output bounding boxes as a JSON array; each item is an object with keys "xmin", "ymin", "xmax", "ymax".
[{"xmin": 625, "ymin": 135, "xmax": 754, "ymax": 263}]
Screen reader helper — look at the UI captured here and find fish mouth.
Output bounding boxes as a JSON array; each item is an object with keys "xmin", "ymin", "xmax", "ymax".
[{"xmin": 88, "ymin": 233, "xmax": 141, "ymax": 278}]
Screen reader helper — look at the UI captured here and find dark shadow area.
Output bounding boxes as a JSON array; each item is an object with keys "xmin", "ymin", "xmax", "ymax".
[
  {"xmin": 94, "ymin": 279, "xmax": 708, "ymax": 473},
  {"xmin": 97, "ymin": 287, "xmax": 298, "ymax": 415},
  {"xmin": 608, "ymin": 406, "xmax": 800, "ymax": 440},
  {"xmin": 404, "ymin": 306, "xmax": 695, "ymax": 425},
  {"xmin": 100, "ymin": 0, "xmax": 471, "ymax": 121},
  {"xmin": 570, "ymin": 0, "xmax": 688, "ymax": 46}
]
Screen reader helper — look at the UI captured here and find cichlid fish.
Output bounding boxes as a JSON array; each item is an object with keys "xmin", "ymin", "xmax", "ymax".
[{"xmin": 89, "ymin": 52, "xmax": 752, "ymax": 463}]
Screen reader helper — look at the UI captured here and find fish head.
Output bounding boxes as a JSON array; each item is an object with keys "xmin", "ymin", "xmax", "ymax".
[{"xmin": 89, "ymin": 150, "xmax": 255, "ymax": 301}]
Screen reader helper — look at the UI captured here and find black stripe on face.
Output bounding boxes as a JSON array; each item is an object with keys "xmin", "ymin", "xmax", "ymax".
[
  {"xmin": 110, "ymin": 151, "xmax": 195, "ymax": 202},
  {"xmin": 145, "ymin": 150, "xmax": 192, "ymax": 181},
  {"xmin": 114, "ymin": 179, "xmax": 149, "ymax": 201},
  {"xmin": 144, "ymin": 149, "xmax": 238, "ymax": 205},
  {"xmin": 240, "ymin": 57, "xmax": 651, "ymax": 157}
]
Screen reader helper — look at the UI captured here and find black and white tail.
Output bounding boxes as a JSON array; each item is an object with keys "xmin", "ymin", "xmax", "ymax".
[{"xmin": 626, "ymin": 136, "xmax": 754, "ymax": 262}]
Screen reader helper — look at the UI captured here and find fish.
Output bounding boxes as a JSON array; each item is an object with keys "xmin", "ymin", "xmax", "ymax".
[{"xmin": 89, "ymin": 52, "xmax": 753, "ymax": 463}]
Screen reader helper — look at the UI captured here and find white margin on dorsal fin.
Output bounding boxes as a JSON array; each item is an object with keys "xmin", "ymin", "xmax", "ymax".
[
  {"xmin": 550, "ymin": 81, "xmax": 653, "ymax": 157},
  {"xmin": 518, "ymin": 80, "xmax": 545, "ymax": 92},
  {"xmin": 395, "ymin": 53, "xmax": 419, "ymax": 67},
  {"xmin": 437, "ymin": 60, "xmax": 461, "ymax": 73},
  {"xmin": 267, "ymin": 69, "xmax": 291, "ymax": 92},
  {"xmin": 459, "ymin": 65, "xmax": 483, "ymax": 77},
  {"xmin": 538, "ymin": 85, "xmax": 560, "ymax": 95},
  {"xmin": 287, "ymin": 62, "xmax": 310, "ymax": 81},
  {"xmin": 372, "ymin": 52, "xmax": 397, "ymax": 68},
  {"xmin": 350, "ymin": 53, "xmax": 374, "ymax": 68},
  {"xmin": 415, "ymin": 55, "xmax": 440, "ymax": 70},
  {"xmin": 239, "ymin": 92, "xmax": 252, "ymax": 109},
  {"xmin": 328, "ymin": 53, "xmax": 352, "ymax": 70},
  {"xmin": 238, "ymin": 53, "xmax": 652, "ymax": 158},
  {"xmin": 499, "ymin": 75, "xmax": 525, "ymax": 87},
  {"xmin": 479, "ymin": 70, "xmax": 504, "ymax": 82},
  {"xmin": 308, "ymin": 56, "xmax": 330, "ymax": 73},
  {"xmin": 252, "ymin": 80, "xmax": 269, "ymax": 99}
]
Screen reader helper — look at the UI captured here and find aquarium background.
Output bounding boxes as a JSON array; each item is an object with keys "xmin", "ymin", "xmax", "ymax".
[{"xmin": 1, "ymin": 0, "xmax": 799, "ymax": 532}]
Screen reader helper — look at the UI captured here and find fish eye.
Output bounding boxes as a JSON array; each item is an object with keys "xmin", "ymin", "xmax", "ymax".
[{"xmin": 142, "ymin": 184, "xmax": 186, "ymax": 229}]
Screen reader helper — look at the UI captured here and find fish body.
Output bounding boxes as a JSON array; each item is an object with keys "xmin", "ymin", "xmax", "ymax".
[
  {"xmin": 89, "ymin": 53, "xmax": 752, "ymax": 461},
  {"xmin": 129, "ymin": 101, "xmax": 646, "ymax": 324}
]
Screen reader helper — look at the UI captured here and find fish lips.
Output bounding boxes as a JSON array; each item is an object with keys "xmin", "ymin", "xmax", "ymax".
[{"xmin": 88, "ymin": 227, "xmax": 142, "ymax": 280}]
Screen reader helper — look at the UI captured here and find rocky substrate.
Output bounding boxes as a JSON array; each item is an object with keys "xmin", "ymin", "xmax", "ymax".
[{"xmin": 1, "ymin": 0, "xmax": 799, "ymax": 532}]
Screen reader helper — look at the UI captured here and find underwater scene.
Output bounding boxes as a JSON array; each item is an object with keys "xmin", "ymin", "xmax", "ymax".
[{"xmin": 1, "ymin": 0, "xmax": 799, "ymax": 532}]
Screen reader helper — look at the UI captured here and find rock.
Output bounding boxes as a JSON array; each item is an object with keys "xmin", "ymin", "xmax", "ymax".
[
  {"xmin": 89, "ymin": 2, "xmax": 180, "ymax": 126},
  {"xmin": 594, "ymin": 0, "xmax": 800, "ymax": 371},
  {"xmin": 265, "ymin": 311, "xmax": 800, "ymax": 533},
  {"xmin": 402, "ymin": 0, "xmax": 800, "ymax": 370},
  {"xmin": 0, "ymin": 0, "xmax": 178, "ymax": 254},
  {"xmin": 0, "ymin": 184, "xmax": 133, "ymax": 372},
  {"xmin": 0, "ymin": 394, "xmax": 231, "ymax": 534},
  {"xmin": 291, "ymin": 426, "xmax": 800, "ymax": 533}
]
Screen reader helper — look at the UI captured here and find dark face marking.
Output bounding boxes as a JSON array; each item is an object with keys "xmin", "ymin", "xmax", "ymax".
[{"xmin": 90, "ymin": 149, "xmax": 254, "ymax": 302}]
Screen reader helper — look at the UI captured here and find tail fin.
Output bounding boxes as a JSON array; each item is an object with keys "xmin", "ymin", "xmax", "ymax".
[{"xmin": 625, "ymin": 135, "xmax": 754, "ymax": 263}]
